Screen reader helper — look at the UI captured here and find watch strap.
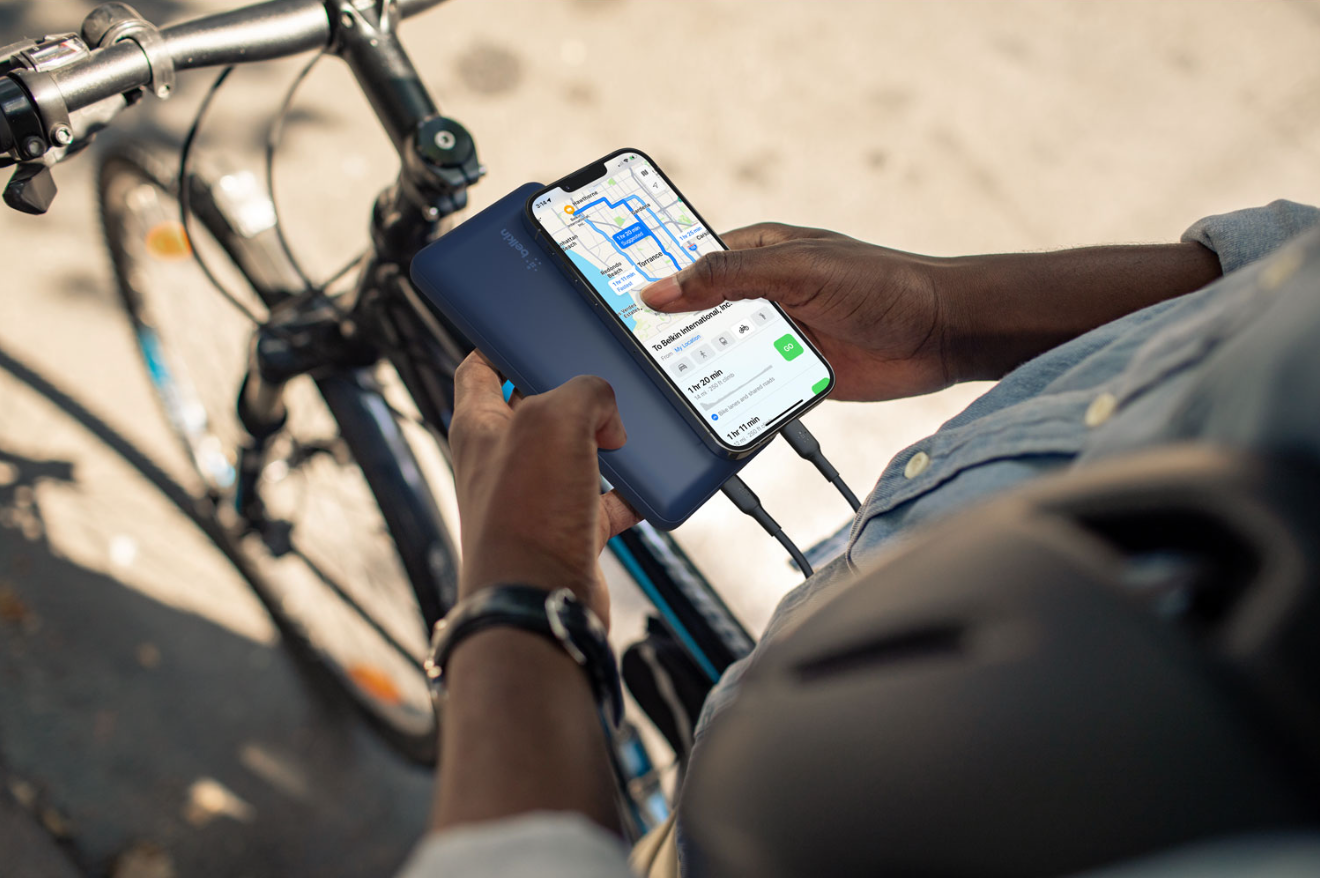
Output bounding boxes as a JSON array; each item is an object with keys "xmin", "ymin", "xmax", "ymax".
[{"xmin": 425, "ymin": 585, "xmax": 623, "ymax": 725}]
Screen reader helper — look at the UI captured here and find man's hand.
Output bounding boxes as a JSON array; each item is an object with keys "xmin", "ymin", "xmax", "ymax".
[
  {"xmin": 641, "ymin": 222, "xmax": 952, "ymax": 401},
  {"xmin": 432, "ymin": 352, "xmax": 640, "ymax": 834},
  {"xmin": 449, "ymin": 352, "xmax": 641, "ymax": 625},
  {"xmin": 642, "ymin": 222, "xmax": 1223, "ymax": 398}
]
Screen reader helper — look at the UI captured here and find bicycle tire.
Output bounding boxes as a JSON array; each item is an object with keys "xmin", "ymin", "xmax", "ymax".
[{"xmin": 95, "ymin": 139, "xmax": 458, "ymax": 765}]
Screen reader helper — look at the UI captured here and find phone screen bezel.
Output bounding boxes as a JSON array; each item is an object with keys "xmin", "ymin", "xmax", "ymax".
[{"xmin": 525, "ymin": 147, "xmax": 835, "ymax": 454}]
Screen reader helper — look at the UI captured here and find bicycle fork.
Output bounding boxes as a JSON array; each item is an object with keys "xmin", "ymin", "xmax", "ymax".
[{"xmin": 233, "ymin": 296, "xmax": 377, "ymax": 552}]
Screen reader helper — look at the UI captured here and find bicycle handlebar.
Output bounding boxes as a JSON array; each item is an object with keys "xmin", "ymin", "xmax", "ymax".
[
  {"xmin": 48, "ymin": 0, "xmax": 445, "ymax": 115},
  {"xmin": 0, "ymin": 0, "xmax": 461, "ymax": 214}
]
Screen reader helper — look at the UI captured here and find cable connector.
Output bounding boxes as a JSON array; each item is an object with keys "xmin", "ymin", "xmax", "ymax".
[
  {"xmin": 722, "ymin": 475, "xmax": 813, "ymax": 578},
  {"xmin": 781, "ymin": 419, "xmax": 861, "ymax": 512}
]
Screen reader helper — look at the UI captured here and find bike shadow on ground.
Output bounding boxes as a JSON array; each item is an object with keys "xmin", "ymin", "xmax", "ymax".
[{"xmin": 0, "ymin": 346, "xmax": 432, "ymax": 877}]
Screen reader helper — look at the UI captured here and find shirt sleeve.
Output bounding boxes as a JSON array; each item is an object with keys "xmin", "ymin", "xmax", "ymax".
[
  {"xmin": 1181, "ymin": 199, "xmax": 1320, "ymax": 275},
  {"xmin": 395, "ymin": 812, "xmax": 635, "ymax": 878}
]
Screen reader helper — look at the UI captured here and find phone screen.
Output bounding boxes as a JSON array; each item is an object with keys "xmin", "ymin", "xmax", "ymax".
[{"xmin": 529, "ymin": 150, "xmax": 833, "ymax": 450}]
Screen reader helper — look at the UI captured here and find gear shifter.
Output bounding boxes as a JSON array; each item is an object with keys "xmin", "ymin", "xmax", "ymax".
[{"xmin": 5, "ymin": 163, "xmax": 57, "ymax": 214}]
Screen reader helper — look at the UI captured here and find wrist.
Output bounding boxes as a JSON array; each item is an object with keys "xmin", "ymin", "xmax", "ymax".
[
  {"xmin": 435, "ymin": 622, "xmax": 619, "ymax": 832},
  {"xmin": 925, "ymin": 257, "xmax": 985, "ymax": 385},
  {"xmin": 936, "ymin": 255, "xmax": 1032, "ymax": 383}
]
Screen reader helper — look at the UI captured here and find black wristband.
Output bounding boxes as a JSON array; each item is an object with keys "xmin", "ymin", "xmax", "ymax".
[{"xmin": 424, "ymin": 585, "xmax": 623, "ymax": 726}]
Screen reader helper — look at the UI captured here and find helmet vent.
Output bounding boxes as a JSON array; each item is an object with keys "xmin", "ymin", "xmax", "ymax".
[{"xmin": 794, "ymin": 624, "xmax": 963, "ymax": 682}]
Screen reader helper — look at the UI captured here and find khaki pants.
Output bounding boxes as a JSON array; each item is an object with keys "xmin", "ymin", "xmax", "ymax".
[{"xmin": 629, "ymin": 812, "xmax": 680, "ymax": 878}]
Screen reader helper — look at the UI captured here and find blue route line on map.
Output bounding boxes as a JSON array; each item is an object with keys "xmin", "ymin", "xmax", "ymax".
[
  {"xmin": 573, "ymin": 193, "xmax": 692, "ymax": 274},
  {"xmin": 582, "ymin": 217, "xmax": 659, "ymax": 282},
  {"xmin": 581, "ymin": 203, "xmax": 679, "ymax": 274}
]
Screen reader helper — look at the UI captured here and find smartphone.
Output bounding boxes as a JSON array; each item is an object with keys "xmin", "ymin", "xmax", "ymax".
[
  {"xmin": 525, "ymin": 148, "xmax": 834, "ymax": 459},
  {"xmin": 409, "ymin": 182, "xmax": 750, "ymax": 530}
]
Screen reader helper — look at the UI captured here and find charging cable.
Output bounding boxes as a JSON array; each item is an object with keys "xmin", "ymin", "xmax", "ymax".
[
  {"xmin": 781, "ymin": 419, "xmax": 861, "ymax": 512},
  {"xmin": 721, "ymin": 421, "xmax": 860, "ymax": 579},
  {"xmin": 721, "ymin": 475, "xmax": 814, "ymax": 578}
]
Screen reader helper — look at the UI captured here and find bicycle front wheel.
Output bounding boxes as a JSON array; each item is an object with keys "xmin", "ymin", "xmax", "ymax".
[{"xmin": 96, "ymin": 141, "xmax": 458, "ymax": 764}]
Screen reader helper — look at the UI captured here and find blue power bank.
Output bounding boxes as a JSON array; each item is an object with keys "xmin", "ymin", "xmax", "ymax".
[{"xmin": 410, "ymin": 183, "xmax": 749, "ymax": 530}]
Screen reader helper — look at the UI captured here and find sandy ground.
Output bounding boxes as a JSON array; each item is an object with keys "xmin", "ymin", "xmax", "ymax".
[{"xmin": 3, "ymin": 0, "xmax": 1320, "ymax": 873}]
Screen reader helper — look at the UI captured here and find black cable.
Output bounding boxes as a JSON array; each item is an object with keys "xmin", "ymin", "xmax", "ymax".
[
  {"xmin": 178, "ymin": 65, "xmax": 266, "ymax": 327},
  {"xmin": 265, "ymin": 51, "xmax": 319, "ymax": 293},
  {"xmin": 721, "ymin": 475, "xmax": 813, "ymax": 578},
  {"xmin": 321, "ymin": 251, "xmax": 365, "ymax": 291},
  {"xmin": 265, "ymin": 52, "xmax": 365, "ymax": 300},
  {"xmin": 266, "ymin": 51, "xmax": 332, "ymax": 292},
  {"xmin": 781, "ymin": 418, "xmax": 861, "ymax": 512},
  {"xmin": 179, "ymin": 59, "xmax": 363, "ymax": 341}
]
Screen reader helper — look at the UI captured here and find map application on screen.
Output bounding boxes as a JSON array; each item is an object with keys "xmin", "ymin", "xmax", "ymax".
[{"xmin": 530, "ymin": 151, "xmax": 831, "ymax": 449}]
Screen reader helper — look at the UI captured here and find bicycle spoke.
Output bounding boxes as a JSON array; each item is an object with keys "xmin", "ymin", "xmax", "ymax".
[{"xmin": 285, "ymin": 545, "xmax": 424, "ymax": 666}]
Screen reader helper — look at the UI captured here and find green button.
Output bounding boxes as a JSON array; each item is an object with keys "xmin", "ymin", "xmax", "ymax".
[
  {"xmin": 774, "ymin": 333, "xmax": 804, "ymax": 361},
  {"xmin": 811, "ymin": 377, "xmax": 831, "ymax": 395}
]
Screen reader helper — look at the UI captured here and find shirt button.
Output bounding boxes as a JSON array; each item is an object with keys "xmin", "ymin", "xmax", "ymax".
[
  {"xmin": 904, "ymin": 451, "xmax": 931, "ymax": 479},
  {"xmin": 1085, "ymin": 391, "xmax": 1118, "ymax": 427}
]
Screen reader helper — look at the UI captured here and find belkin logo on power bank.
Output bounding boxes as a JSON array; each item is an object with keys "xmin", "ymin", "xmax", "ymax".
[{"xmin": 500, "ymin": 229, "xmax": 541, "ymax": 272}]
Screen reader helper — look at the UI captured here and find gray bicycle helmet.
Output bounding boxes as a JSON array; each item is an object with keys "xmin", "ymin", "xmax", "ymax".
[{"xmin": 683, "ymin": 446, "xmax": 1320, "ymax": 877}]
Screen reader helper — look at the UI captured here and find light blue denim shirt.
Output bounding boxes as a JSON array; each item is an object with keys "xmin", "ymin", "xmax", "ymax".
[{"xmin": 398, "ymin": 200, "xmax": 1320, "ymax": 878}]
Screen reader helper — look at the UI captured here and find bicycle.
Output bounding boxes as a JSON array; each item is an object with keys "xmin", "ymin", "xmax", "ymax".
[{"xmin": 0, "ymin": 0, "xmax": 753, "ymax": 831}]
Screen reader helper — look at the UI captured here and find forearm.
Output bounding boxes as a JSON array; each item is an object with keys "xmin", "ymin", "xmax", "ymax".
[
  {"xmin": 938, "ymin": 242, "xmax": 1222, "ymax": 382},
  {"xmin": 432, "ymin": 627, "xmax": 620, "ymax": 834}
]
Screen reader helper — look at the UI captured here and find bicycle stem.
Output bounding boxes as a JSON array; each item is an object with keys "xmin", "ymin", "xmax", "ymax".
[{"xmin": 214, "ymin": 0, "xmax": 478, "ymax": 499}]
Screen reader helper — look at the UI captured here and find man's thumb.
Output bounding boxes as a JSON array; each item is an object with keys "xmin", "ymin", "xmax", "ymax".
[{"xmin": 639, "ymin": 249, "xmax": 770, "ymax": 313}]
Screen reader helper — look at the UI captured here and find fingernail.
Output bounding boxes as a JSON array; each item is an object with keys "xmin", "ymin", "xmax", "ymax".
[{"xmin": 640, "ymin": 275, "xmax": 681, "ymax": 308}]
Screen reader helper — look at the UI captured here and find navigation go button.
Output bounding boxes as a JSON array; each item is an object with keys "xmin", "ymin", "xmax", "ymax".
[{"xmin": 774, "ymin": 333, "xmax": 804, "ymax": 361}]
